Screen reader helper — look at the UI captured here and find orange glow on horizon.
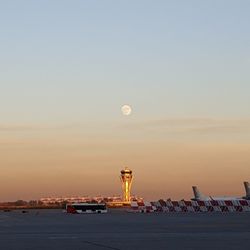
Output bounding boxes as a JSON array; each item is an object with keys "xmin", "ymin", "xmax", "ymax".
[{"xmin": 0, "ymin": 123, "xmax": 249, "ymax": 202}]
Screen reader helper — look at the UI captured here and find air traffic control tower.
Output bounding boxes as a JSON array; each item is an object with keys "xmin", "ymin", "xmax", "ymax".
[{"xmin": 120, "ymin": 168, "xmax": 133, "ymax": 203}]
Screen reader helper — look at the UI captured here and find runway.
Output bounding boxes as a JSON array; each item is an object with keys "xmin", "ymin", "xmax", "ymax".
[{"xmin": 1, "ymin": 209, "xmax": 250, "ymax": 250}]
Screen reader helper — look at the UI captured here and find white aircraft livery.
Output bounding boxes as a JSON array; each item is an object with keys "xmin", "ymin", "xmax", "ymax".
[
  {"xmin": 192, "ymin": 182, "xmax": 249, "ymax": 201},
  {"xmin": 243, "ymin": 182, "xmax": 250, "ymax": 200}
]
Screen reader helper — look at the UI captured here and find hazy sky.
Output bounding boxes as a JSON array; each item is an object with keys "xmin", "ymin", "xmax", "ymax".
[{"xmin": 0, "ymin": 1, "xmax": 250, "ymax": 201}]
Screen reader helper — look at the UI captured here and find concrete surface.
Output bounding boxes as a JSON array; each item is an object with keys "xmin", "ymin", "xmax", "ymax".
[{"xmin": 0, "ymin": 209, "xmax": 250, "ymax": 250}]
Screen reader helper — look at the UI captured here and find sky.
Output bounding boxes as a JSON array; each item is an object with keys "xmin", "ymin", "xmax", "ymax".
[{"xmin": 0, "ymin": 0, "xmax": 250, "ymax": 201}]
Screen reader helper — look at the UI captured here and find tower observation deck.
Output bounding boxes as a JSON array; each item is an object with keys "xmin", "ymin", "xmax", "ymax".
[{"xmin": 120, "ymin": 168, "xmax": 133, "ymax": 203}]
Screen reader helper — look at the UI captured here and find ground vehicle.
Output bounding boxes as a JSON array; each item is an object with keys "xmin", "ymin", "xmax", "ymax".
[{"xmin": 66, "ymin": 203, "xmax": 107, "ymax": 214}]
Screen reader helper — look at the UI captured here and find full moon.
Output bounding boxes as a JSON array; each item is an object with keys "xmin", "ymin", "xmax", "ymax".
[{"xmin": 121, "ymin": 105, "xmax": 132, "ymax": 116}]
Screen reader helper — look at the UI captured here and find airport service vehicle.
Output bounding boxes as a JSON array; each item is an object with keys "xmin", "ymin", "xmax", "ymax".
[{"xmin": 66, "ymin": 203, "xmax": 107, "ymax": 214}]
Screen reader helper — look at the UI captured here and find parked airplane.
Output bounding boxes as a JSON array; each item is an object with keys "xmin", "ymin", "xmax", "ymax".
[
  {"xmin": 191, "ymin": 183, "xmax": 248, "ymax": 201},
  {"xmin": 243, "ymin": 181, "xmax": 250, "ymax": 200}
]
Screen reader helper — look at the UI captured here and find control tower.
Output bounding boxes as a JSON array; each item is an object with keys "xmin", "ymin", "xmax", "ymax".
[{"xmin": 120, "ymin": 168, "xmax": 133, "ymax": 203}]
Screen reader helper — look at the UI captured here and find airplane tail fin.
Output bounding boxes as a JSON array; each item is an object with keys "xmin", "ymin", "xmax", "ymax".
[
  {"xmin": 244, "ymin": 182, "xmax": 250, "ymax": 198},
  {"xmin": 192, "ymin": 186, "xmax": 206, "ymax": 200}
]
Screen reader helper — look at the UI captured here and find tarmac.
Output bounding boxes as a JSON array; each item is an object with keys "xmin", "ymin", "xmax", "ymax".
[{"xmin": 0, "ymin": 209, "xmax": 250, "ymax": 250}]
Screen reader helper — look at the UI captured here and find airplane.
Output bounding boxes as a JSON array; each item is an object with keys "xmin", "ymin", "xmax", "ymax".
[
  {"xmin": 191, "ymin": 182, "xmax": 249, "ymax": 201},
  {"xmin": 243, "ymin": 181, "xmax": 250, "ymax": 200}
]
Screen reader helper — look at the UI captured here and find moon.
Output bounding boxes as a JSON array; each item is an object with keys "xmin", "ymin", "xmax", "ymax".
[{"xmin": 121, "ymin": 105, "xmax": 132, "ymax": 116}]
